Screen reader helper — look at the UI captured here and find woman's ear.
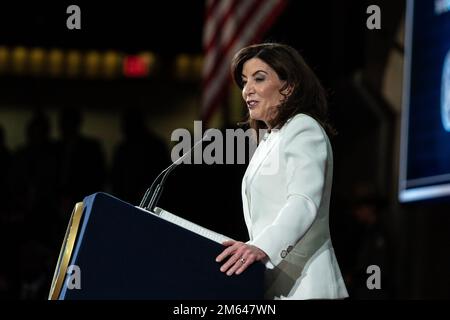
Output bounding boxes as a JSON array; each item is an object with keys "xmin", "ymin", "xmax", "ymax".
[{"xmin": 281, "ymin": 83, "xmax": 294, "ymax": 98}]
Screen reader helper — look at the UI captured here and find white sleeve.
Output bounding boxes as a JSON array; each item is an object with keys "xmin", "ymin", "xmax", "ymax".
[{"xmin": 248, "ymin": 116, "xmax": 328, "ymax": 267}]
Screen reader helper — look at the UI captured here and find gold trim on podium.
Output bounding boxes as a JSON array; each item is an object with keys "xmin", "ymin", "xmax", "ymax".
[{"xmin": 48, "ymin": 202, "xmax": 84, "ymax": 300}]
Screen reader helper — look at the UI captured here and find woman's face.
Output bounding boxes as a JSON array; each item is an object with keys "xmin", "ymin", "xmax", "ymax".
[{"xmin": 241, "ymin": 58, "xmax": 285, "ymax": 126}]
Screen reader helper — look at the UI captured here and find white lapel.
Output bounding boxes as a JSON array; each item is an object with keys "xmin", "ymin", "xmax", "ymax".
[
  {"xmin": 241, "ymin": 131, "xmax": 281, "ymax": 232},
  {"xmin": 244, "ymin": 131, "xmax": 280, "ymax": 186}
]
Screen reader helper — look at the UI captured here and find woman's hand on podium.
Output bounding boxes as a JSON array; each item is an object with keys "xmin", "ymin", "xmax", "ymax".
[{"xmin": 215, "ymin": 240, "xmax": 267, "ymax": 276}]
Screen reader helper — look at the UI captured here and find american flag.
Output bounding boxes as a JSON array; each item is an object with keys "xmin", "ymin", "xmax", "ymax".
[{"xmin": 202, "ymin": 0, "xmax": 287, "ymax": 125}]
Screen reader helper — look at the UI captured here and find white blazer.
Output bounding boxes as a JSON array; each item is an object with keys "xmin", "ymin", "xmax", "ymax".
[{"xmin": 242, "ymin": 113, "xmax": 348, "ymax": 300}]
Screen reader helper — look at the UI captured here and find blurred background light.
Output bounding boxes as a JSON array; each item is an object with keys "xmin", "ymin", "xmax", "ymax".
[
  {"xmin": 123, "ymin": 55, "xmax": 149, "ymax": 78},
  {"xmin": 0, "ymin": 46, "xmax": 9, "ymax": 74},
  {"xmin": 29, "ymin": 48, "xmax": 45, "ymax": 76},
  {"xmin": 48, "ymin": 48, "xmax": 64, "ymax": 77},
  {"xmin": 11, "ymin": 46, "xmax": 28, "ymax": 75},
  {"xmin": 66, "ymin": 50, "xmax": 82, "ymax": 78}
]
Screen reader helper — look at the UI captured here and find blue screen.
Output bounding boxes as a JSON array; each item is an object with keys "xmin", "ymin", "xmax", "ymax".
[{"xmin": 399, "ymin": 0, "xmax": 450, "ymax": 202}]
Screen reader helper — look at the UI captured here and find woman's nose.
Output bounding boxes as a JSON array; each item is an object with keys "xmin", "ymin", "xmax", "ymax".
[{"xmin": 243, "ymin": 82, "xmax": 254, "ymax": 97}]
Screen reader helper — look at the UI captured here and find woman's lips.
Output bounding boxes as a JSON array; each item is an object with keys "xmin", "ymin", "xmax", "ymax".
[{"xmin": 247, "ymin": 100, "xmax": 259, "ymax": 109}]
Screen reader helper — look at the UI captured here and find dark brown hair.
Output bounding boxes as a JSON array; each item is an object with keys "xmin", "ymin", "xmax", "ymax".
[{"xmin": 231, "ymin": 43, "xmax": 335, "ymax": 138}]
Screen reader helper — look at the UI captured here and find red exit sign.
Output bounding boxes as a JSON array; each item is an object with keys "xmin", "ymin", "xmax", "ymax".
[{"xmin": 123, "ymin": 55, "xmax": 149, "ymax": 77}]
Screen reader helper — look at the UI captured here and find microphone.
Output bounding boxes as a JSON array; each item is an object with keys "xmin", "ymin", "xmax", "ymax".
[{"xmin": 139, "ymin": 130, "xmax": 211, "ymax": 212}]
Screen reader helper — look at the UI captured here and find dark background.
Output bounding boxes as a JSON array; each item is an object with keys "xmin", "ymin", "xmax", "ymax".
[{"xmin": 0, "ymin": 0, "xmax": 449, "ymax": 300}]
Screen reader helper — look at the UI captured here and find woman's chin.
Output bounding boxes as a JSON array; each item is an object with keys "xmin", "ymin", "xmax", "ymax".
[{"xmin": 249, "ymin": 110, "xmax": 263, "ymax": 121}]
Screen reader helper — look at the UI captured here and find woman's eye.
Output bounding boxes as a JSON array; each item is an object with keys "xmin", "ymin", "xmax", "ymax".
[
  {"xmin": 255, "ymin": 77, "xmax": 265, "ymax": 82},
  {"xmin": 242, "ymin": 80, "xmax": 247, "ymax": 86}
]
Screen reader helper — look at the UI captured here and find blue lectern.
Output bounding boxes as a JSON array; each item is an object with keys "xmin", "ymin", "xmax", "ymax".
[{"xmin": 49, "ymin": 192, "xmax": 265, "ymax": 299}]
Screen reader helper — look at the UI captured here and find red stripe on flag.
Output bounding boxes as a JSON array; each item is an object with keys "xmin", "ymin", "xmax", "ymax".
[
  {"xmin": 252, "ymin": 0, "xmax": 288, "ymax": 44},
  {"xmin": 202, "ymin": 0, "xmax": 287, "ymax": 126},
  {"xmin": 205, "ymin": 0, "xmax": 219, "ymax": 20},
  {"xmin": 204, "ymin": 0, "xmax": 241, "ymax": 52},
  {"xmin": 203, "ymin": 0, "xmax": 262, "ymax": 86}
]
